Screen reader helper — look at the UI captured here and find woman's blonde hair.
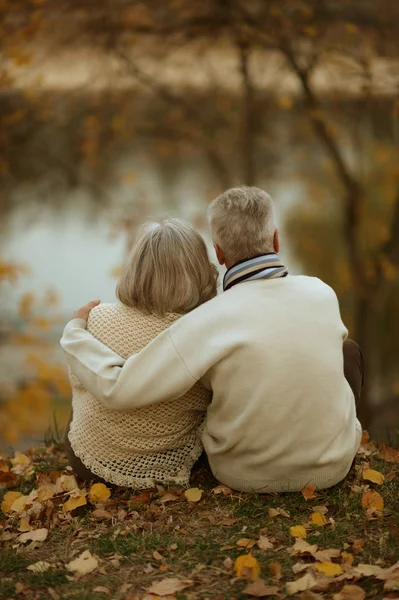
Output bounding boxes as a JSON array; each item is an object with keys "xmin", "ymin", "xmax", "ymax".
[{"xmin": 116, "ymin": 218, "xmax": 218, "ymax": 316}]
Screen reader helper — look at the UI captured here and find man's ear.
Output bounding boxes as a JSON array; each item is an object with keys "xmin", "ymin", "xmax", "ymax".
[
  {"xmin": 214, "ymin": 243, "xmax": 226, "ymax": 266},
  {"xmin": 273, "ymin": 229, "xmax": 280, "ymax": 253}
]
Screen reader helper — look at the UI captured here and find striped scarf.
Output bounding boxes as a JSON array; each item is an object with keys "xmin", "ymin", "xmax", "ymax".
[{"xmin": 223, "ymin": 253, "xmax": 288, "ymax": 291}]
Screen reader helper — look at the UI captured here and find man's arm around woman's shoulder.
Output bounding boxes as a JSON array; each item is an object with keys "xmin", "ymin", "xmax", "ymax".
[{"xmin": 61, "ymin": 311, "xmax": 198, "ymax": 411}]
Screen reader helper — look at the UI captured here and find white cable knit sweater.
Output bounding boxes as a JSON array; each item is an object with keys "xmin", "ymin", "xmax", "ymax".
[{"xmin": 67, "ymin": 303, "xmax": 210, "ymax": 488}]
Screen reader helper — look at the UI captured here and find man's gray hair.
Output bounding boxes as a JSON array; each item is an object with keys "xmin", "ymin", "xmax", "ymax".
[{"xmin": 207, "ymin": 186, "xmax": 276, "ymax": 264}]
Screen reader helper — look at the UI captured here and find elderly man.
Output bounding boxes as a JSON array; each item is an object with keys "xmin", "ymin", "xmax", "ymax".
[{"xmin": 61, "ymin": 186, "xmax": 363, "ymax": 492}]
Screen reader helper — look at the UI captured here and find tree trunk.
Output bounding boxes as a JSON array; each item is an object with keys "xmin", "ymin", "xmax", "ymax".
[
  {"xmin": 352, "ymin": 291, "xmax": 375, "ymax": 428},
  {"xmin": 239, "ymin": 44, "xmax": 256, "ymax": 185}
]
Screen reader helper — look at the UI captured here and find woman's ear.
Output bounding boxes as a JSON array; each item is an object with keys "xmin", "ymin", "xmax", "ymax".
[
  {"xmin": 273, "ymin": 229, "xmax": 280, "ymax": 253},
  {"xmin": 214, "ymin": 243, "xmax": 226, "ymax": 266}
]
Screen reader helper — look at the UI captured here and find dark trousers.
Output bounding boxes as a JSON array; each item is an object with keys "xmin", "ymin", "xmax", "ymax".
[{"xmin": 64, "ymin": 338, "xmax": 365, "ymax": 483}]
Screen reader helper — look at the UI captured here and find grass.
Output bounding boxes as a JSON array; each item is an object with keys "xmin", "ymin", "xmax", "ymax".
[{"xmin": 0, "ymin": 444, "xmax": 398, "ymax": 599}]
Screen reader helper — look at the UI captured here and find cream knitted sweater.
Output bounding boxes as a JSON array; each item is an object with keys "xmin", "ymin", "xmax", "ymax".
[
  {"xmin": 62, "ymin": 276, "xmax": 362, "ymax": 493},
  {"xmin": 67, "ymin": 303, "xmax": 210, "ymax": 488}
]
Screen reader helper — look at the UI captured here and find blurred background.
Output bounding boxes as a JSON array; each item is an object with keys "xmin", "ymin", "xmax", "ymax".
[{"xmin": 1, "ymin": 0, "xmax": 398, "ymax": 451}]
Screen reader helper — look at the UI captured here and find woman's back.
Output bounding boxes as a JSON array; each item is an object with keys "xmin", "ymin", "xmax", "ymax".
[{"xmin": 69, "ymin": 303, "xmax": 211, "ymax": 488}]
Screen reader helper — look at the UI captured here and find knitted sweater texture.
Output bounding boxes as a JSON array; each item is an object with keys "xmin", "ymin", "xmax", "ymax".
[{"xmin": 68, "ymin": 303, "xmax": 210, "ymax": 488}]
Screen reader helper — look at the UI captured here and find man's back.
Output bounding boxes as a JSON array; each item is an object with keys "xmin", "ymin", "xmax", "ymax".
[{"xmin": 167, "ymin": 275, "xmax": 361, "ymax": 492}]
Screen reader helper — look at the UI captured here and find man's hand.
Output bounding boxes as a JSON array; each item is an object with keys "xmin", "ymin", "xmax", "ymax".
[{"xmin": 72, "ymin": 300, "xmax": 101, "ymax": 321}]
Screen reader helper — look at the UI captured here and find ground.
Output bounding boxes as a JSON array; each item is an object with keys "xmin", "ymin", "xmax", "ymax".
[{"xmin": 0, "ymin": 438, "xmax": 398, "ymax": 600}]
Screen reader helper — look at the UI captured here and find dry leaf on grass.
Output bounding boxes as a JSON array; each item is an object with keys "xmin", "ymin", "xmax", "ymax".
[
  {"xmin": 362, "ymin": 469, "xmax": 385, "ymax": 485},
  {"xmin": 302, "ymin": 484, "xmax": 317, "ymax": 500},
  {"xmin": 243, "ymin": 579, "xmax": 280, "ymax": 597},
  {"xmin": 54, "ymin": 474, "xmax": 79, "ymax": 493},
  {"xmin": 269, "ymin": 507, "xmax": 290, "ymax": 518},
  {"xmin": 88, "ymin": 483, "xmax": 111, "ymax": 503},
  {"xmin": 235, "ymin": 553, "xmax": 261, "ymax": 579},
  {"xmin": 353, "ymin": 564, "xmax": 383, "ymax": 577},
  {"xmin": 257, "ymin": 535, "xmax": 274, "ymax": 550},
  {"xmin": 237, "ymin": 538, "xmax": 257, "ymax": 549},
  {"xmin": 269, "ymin": 561, "xmax": 282, "ymax": 580},
  {"xmin": 212, "ymin": 484, "xmax": 232, "ymax": 495},
  {"xmin": 27, "ymin": 561, "xmax": 51, "ymax": 573},
  {"xmin": 91, "ymin": 508, "xmax": 113, "ymax": 520},
  {"xmin": 289, "ymin": 538, "xmax": 318, "ymax": 556},
  {"xmin": 159, "ymin": 493, "xmax": 179, "ymax": 503},
  {"xmin": 66, "ymin": 550, "xmax": 98, "ymax": 575},
  {"xmin": 18, "ymin": 518, "xmax": 32, "ymax": 532},
  {"xmin": 93, "ymin": 586, "xmax": 110, "ymax": 594},
  {"xmin": 315, "ymin": 562, "xmax": 343, "ymax": 577},
  {"xmin": 290, "ymin": 525, "xmax": 307, "ymax": 539},
  {"xmin": 378, "ymin": 445, "xmax": 399, "ymax": 463},
  {"xmin": 153, "ymin": 550, "xmax": 164, "ymax": 561},
  {"xmin": 184, "ymin": 487, "xmax": 203, "ymax": 502},
  {"xmin": 311, "ymin": 512, "xmax": 328, "ymax": 526},
  {"xmin": 62, "ymin": 494, "xmax": 87, "ymax": 513},
  {"xmin": 361, "ymin": 491, "xmax": 384, "ymax": 511},
  {"xmin": 146, "ymin": 577, "xmax": 194, "ymax": 596},
  {"xmin": 18, "ymin": 528, "xmax": 48, "ymax": 543},
  {"xmin": 333, "ymin": 585, "xmax": 365, "ymax": 600},
  {"xmin": 286, "ymin": 573, "xmax": 317, "ymax": 595},
  {"xmin": 1, "ymin": 491, "xmax": 23, "ymax": 513}
]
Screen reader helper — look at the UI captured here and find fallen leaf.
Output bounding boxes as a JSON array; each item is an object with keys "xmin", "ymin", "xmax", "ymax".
[
  {"xmin": 146, "ymin": 577, "xmax": 194, "ymax": 596},
  {"xmin": 129, "ymin": 491, "xmax": 151, "ymax": 506},
  {"xmin": 153, "ymin": 550, "xmax": 164, "ymax": 561},
  {"xmin": 289, "ymin": 538, "xmax": 318, "ymax": 556},
  {"xmin": 243, "ymin": 579, "xmax": 280, "ymax": 597},
  {"xmin": 311, "ymin": 512, "xmax": 328, "ymax": 526},
  {"xmin": 299, "ymin": 592, "xmax": 324, "ymax": 600},
  {"xmin": 66, "ymin": 550, "xmax": 98, "ymax": 575},
  {"xmin": 18, "ymin": 528, "xmax": 48, "ymax": 543},
  {"xmin": 1, "ymin": 491, "xmax": 23, "ymax": 513},
  {"xmin": 88, "ymin": 483, "xmax": 111, "ymax": 503},
  {"xmin": 290, "ymin": 525, "xmax": 307, "ymax": 539},
  {"xmin": 286, "ymin": 573, "xmax": 317, "ymax": 595},
  {"xmin": 223, "ymin": 557, "xmax": 233, "ymax": 570},
  {"xmin": 314, "ymin": 548, "xmax": 341, "ymax": 562},
  {"xmin": 353, "ymin": 564, "xmax": 383, "ymax": 577},
  {"xmin": 18, "ymin": 517, "xmax": 32, "ymax": 532},
  {"xmin": 219, "ymin": 517, "xmax": 237, "ymax": 526},
  {"xmin": 257, "ymin": 535, "xmax": 274, "ymax": 550},
  {"xmin": 378, "ymin": 445, "xmax": 399, "ymax": 463},
  {"xmin": 159, "ymin": 493, "xmax": 179, "ymax": 503},
  {"xmin": 0, "ymin": 460, "xmax": 9, "ymax": 472},
  {"xmin": 237, "ymin": 538, "xmax": 257, "ymax": 549},
  {"xmin": 10, "ymin": 494, "xmax": 30, "ymax": 513},
  {"xmin": 302, "ymin": 484, "xmax": 317, "ymax": 500},
  {"xmin": 159, "ymin": 563, "xmax": 168, "ymax": 572},
  {"xmin": 333, "ymin": 584, "xmax": 365, "ymax": 600},
  {"xmin": 184, "ymin": 487, "xmax": 203, "ymax": 502},
  {"xmin": 361, "ymin": 491, "xmax": 384, "ymax": 511},
  {"xmin": 316, "ymin": 562, "xmax": 343, "ymax": 577},
  {"xmin": 362, "ymin": 469, "xmax": 385, "ymax": 485},
  {"xmin": 341, "ymin": 552, "xmax": 354, "ymax": 566},
  {"xmin": 91, "ymin": 508, "xmax": 113, "ymax": 520},
  {"xmin": 212, "ymin": 484, "xmax": 232, "ymax": 495},
  {"xmin": 351, "ymin": 539, "xmax": 365, "ymax": 554},
  {"xmin": 93, "ymin": 586, "xmax": 111, "ymax": 594},
  {"xmin": 27, "ymin": 561, "xmax": 51, "ymax": 573},
  {"xmin": 269, "ymin": 562, "xmax": 282, "ymax": 580},
  {"xmin": 235, "ymin": 553, "xmax": 261, "ymax": 579},
  {"xmin": 62, "ymin": 494, "xmax": 87, "ymax": 513},
  {"xmin": 312, "ymin": 505, "xmax": 328, "ymax": 514},
  {"xmin": 10, "ymin": 452, "xmax": 31, "ymax": 471},
  {"xmin": 36, "ymin": 484, "xmax": 56, "ymax": 502},
  {"xmin": 55, "ymin": 474, "xmax": 79, "ymax": 493}
]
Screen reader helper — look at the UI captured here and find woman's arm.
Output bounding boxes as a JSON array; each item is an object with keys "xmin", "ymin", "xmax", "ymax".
[{"xmin": 61, "ymin": 318, "xmax": 197, "ymax": 410}]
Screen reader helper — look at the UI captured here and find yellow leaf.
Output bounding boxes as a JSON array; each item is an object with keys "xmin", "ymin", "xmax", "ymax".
[
  {"xmin": 301, "ymin": 484, "xmax": 317, "ymax": 500},
  {"xmin": 234, "ymin": 553, "xmax": 261, "ymax": 579},
  {"xmin": 88, "ymin": 483, "xmax": 111, "ymax": 504},
  {"xmin": 316, "ymin": 562, "xmax": 344, "ymax": 577},
  {"xmin": 361, "ymin": 491, "xmax": 384, "ymax": 511},
  {"xmin": 1, "ymin": 491, "xmax": 23, "ymax": 514},
  {"xmin": 55, "ymin": 474, "xmax": 79, "ymax": 493},
  {"xmin": 10, "ymin": 452, "xmax": 31, "ymax": 468},
  {"xmin": 10, "ymin": 494, "xmax": 30, "ymax": 513},
  {"xmin": 362, "ymin": 469, "xmax": 385, "ymax": 485},
  {"xmin": 311, "ymin": 512, "xmax": 328, "ymax": 526},
  {"xmin": 184, "ymin": 488, "xmax": 203, "ymax": 503},
  {"xmin": 290, "ymin": 525, "xmax": 307, "ymax": 539},
  {"xmin": 62, "ymin": 494, "xmax": 87, "ymax": 513}
]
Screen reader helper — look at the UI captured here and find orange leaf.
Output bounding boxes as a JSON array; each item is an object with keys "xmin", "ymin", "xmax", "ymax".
[
  {"xmin": 302, "ymin": 484, "xmax": 317, "ymax": 500},
  {"xmin": 361, "ymin": 491, "xmax": 384, "ymax": 511},
  {"xmin": 235, "ymin": 553, "xmax": 261, "ymax": 579}
]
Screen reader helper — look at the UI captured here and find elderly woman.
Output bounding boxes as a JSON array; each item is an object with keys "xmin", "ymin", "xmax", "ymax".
[{"xmin": 64, "ymin": 219, "xmax": 217, "ymax": 489}]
